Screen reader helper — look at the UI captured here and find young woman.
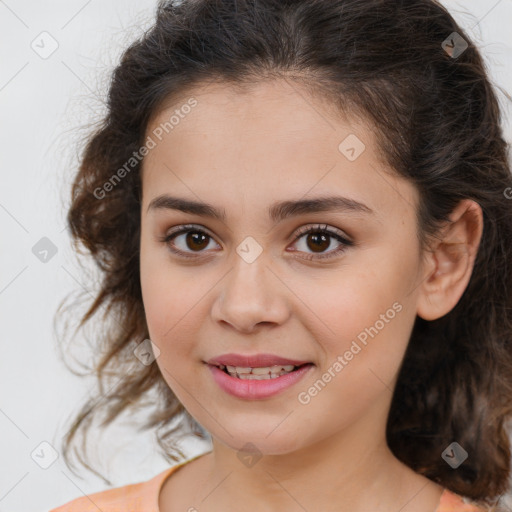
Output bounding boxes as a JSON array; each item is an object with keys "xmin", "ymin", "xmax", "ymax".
[{"xmin": 50, "ymin": 0, "xmax": 512, "ymax": 511}]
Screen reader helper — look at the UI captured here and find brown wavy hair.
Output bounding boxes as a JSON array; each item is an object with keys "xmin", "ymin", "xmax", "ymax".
[{"xmin": 55, "ymin": 0, "xmax": 512, "ymax": 508}]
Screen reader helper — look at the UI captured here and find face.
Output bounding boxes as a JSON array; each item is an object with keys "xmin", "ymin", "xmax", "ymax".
[{"xmin": 139, "ymin": 79, "xmax": 425, "ymax": 456}]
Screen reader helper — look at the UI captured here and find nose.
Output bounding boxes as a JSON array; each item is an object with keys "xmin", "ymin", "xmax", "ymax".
[{"xmin": 210, "ymin": 253, "xmax": 290, "ymax": 333}]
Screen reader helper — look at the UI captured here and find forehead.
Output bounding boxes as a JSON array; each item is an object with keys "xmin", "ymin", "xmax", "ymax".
[
  {"xmin": 147, "ymin": 78, "xmax": 359, "ymax": 142},
  {"xmin": 141, "ymin": 79, "xmax": 418, "ymax": 224}
]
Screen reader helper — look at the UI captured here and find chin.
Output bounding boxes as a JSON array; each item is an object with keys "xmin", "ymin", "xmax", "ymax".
[{"xmin": 212, "ymin": 428, "xmax": 303, "ymax": 456}]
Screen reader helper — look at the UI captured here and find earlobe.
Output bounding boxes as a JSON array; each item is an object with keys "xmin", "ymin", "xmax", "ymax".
[{"xmin": 416, "ymin": 199, "xmax": 483, "ymax": 321}]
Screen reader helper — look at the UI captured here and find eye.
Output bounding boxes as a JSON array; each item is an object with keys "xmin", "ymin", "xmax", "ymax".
[
  {"xmin": 289, "ymin": 224, "xmax": 353, "ymax": 260},
  {"xmin": 160, "ymin": 224, "xmax": 220, "ymax": 259},
  {"xmin": 159, "ymin": 223, "xmax": 353, "ymax": 260}
]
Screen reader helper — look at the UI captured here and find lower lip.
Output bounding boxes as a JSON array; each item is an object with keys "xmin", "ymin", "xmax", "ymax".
[{"xmin": 206, "ymin": 363, "xmax": 314, "ymax": 400}]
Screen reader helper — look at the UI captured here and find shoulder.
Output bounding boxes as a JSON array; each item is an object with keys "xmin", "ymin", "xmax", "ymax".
[
  {"xmin": 437, "ymin": 489, "xmax": 491, "ymax": 512},
  {"xmin": 48, "ymin": 465, "xmax": 178, "ymax": 512}
]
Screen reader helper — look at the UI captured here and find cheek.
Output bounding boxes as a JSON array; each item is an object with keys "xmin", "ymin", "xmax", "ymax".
[
  {"xmin": 139, "ymin": 243, "xmax": 211, "ymax": 368},
  {"xmin": 294, "ymin": 286, "xmax": 412, "ymax": 434},
  {"xmin": 140, "ymin": 236, "xmax": 183, "ymax": 340},
  {"xmin": 293, "ymin": 261, "xmax": 414, "ymax": 381},
  {"xmin": 141, "ymin": 270, "xmax": 200, "ymax": 345},
  {"xmin": 140, "ymin": 259, "xmax": 206, "ymax": 395}
]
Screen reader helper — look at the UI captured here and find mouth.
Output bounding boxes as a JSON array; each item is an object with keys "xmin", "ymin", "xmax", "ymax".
[
  {"xmin": 206, "ymin": 361, "xmax": 315, "ymax": 399},
  {"xmin": 208, "ymin": 362, "xmax": 314, "ymax": 380}
]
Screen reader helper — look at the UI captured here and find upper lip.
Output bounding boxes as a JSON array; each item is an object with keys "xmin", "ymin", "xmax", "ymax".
[{"xmin": 206, "ymin": 353, "xmax": 312, "ymax": 368}]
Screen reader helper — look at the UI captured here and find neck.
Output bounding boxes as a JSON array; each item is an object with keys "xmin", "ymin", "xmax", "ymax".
[{"xmin": 197, "ymin": 408, "xmax": 443, "ymax": 512}]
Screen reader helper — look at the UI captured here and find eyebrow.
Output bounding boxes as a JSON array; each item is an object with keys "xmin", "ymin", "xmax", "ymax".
[{"xmin": 147, "ymin": 194, "xmax": 374, "ymax": 223}]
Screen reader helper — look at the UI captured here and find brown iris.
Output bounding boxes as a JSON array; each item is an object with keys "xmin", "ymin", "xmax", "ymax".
[
  {"xmin": 186, "ymin": 231, "xmax": 209, "ymax": 251},
  {"xmin": 306, "ymin": 233, "xmax": 330, "ymax": 252}
]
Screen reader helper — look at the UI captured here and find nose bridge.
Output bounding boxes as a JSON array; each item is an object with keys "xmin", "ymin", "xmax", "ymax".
[
  {"xmin": 228, "ymin": 235, "xmax": 273, "ymax": 299},
  {"xmin": 211, "ymin": 235, "xmax": 289, "ymax": 330}
]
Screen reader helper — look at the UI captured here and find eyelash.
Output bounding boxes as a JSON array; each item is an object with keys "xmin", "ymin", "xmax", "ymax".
[{"xmin": 159, "ymin": 223, "xmax": 353, "ymax": 261}]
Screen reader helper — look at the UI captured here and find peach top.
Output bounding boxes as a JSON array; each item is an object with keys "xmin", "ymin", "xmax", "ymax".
[{"xmin": 49, "ymin": 454, "xmax": 487, "ymax": 512}]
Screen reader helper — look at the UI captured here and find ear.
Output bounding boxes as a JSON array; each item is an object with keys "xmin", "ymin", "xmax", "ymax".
[{"xmin": 416, "ymin": 199, "xmax": 483, "ymax": 321}]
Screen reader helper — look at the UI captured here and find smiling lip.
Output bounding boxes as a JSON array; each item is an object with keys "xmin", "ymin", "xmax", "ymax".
[
  {"xmin": 205, "ymin": 353, "xmax": 312, "ymax": 368},
  {"xmin": 207, "ymin": 363, "xmax": 314, "ymax": 400}
]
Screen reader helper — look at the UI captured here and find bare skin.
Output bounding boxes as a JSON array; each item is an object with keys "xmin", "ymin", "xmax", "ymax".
[{"xmin": 138, "ymin": 78, "xmax": 483, "ymax": 512}]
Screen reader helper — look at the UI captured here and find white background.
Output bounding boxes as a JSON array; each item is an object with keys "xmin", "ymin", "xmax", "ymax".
[{"xmin": 1, "ymin": 1, "xmax": 511, "ymax": 511}]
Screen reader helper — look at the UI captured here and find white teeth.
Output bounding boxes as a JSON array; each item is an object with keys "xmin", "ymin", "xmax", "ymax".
[
  {"xmin": 251, "ymin": 365, "xmax": 295, "ymax": 375},
  {"xmin": 219, "ymin": 364, "xmax": 298, "ymax": 379}
]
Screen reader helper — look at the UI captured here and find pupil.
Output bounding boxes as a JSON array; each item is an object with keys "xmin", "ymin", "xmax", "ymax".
[{"xmin": 308, "ymin": 233, "xmax": 328, "ymax": 252}]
